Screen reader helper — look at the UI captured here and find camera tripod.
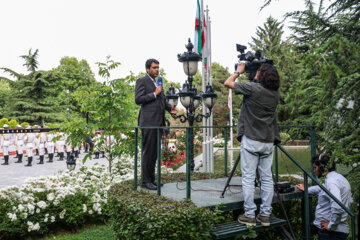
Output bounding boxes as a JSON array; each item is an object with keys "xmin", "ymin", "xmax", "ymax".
[
  {"xmin": 220, "ymin": 152, "xmax": 242, "ymax": 198},
  {"xmin": 220, "ymin": 151, "xmax": 260, "ymax": 198}
]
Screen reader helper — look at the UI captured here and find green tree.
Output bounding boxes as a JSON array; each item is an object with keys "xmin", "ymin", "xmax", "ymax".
[
  {"xmin": 64, "ymin": 56, "xmax": 138, "ymax": 173},
  {"xmin": 286, "ymin": 0, "xmax": 360, "ymax": 202},
  {"xmin": 0, "ymin": 81, "xmax": 12, "ymax": 117},
  {"xmin": 20, "ymin": 49, "xmax": 39, "ymax": 76}
]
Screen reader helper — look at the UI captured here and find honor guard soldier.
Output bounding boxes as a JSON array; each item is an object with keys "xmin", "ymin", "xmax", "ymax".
[
  {"xmin": 14, "ymin": 125, "xmax": 25, "ymax": 163},
  {"xmin": 24, "ymin": 126, "xmax": 35, "ymax": 166},
  {"xmin": 33, "ymin": 126, "xmax": 40, "ymax": 156},
  {"xmin": 36, "ymin": 125, "xmax": 46, "ymax": 164},
  {"xmin": 1, "ymin": 124, "xmax": 12, "ymax": 165},
  {"xmin": 56, "ymin": 132, "xmax": 65, "ymax": 161},
  {"xmin": 65, "ymin": 134, "xmax": 72, "ymax": 161},
  {"xmin": 93, "ymin": 131, "xmax": 100, "ymax": 159},
  {"xmin": 46, "ymin": 129, "xmax": 55, "ymax": 162}
]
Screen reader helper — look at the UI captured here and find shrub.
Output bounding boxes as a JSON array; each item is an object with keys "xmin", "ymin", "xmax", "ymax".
[
  {"xmin": 108, "ymin": 183, "xmax": 225, "ymax": 240},
  {"xmin": 0, "ymin": 155, "xmax": 135, "ymax": 239}
]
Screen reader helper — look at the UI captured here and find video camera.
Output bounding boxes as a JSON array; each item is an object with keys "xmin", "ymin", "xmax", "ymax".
[{"xmin": 235, "ymin": 44, "xmax": 273, "ymax": 81}]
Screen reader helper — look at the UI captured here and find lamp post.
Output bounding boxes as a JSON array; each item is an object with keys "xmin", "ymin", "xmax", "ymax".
[
  {"xmin": 166, "ymin": 38, "xmax": 217, "ymax": 171},
  {"xmin": 66, "ymin": 154, "xmax": 76, "ymax": 171}
]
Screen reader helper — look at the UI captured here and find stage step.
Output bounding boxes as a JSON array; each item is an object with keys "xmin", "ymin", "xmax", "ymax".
[{"xmin": 211, "ymin": 216, "xmax": 287, "ymax": 239}]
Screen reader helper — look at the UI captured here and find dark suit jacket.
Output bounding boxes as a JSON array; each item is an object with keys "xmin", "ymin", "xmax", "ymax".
[{"xmin": 135, "ymin": 75, "xmax": 172, "ymax": 127}]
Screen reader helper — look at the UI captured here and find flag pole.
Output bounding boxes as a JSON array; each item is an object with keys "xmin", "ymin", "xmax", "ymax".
[
  {"xmin": 200, "ymin": 0, "xmax": 208, "ymax": 172},
  {"xmin": 206, "ymin": 5, "xmax": 214, "ymax": 172}
]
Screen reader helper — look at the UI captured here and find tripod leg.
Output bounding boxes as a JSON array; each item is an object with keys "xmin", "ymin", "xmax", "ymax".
[{"xmin": 221, "ymin": 153, "xmax": 241, "ymax": 198}]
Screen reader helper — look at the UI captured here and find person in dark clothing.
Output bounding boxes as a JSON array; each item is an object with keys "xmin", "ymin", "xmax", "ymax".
[
  {"xmin": 224, "ymin": 63, "xmax": 281, "ymax": 227},
  {"xmin": 135, "ymin": 58, "xmax": 177, "ymax": 190}
]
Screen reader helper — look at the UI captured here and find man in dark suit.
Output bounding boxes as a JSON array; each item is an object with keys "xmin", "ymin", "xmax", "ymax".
[{"xmin": 135, "ymin": 58, "xmax": 177, "ymax": 190}]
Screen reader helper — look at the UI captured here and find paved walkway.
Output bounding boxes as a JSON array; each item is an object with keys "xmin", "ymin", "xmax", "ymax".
[{"xmin": 0, "ymin": 151, "xmax": 109, "ymax": 189}]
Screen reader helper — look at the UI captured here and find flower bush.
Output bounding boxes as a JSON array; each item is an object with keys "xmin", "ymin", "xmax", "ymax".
[
  {"xmin": 161, "ymin": 133, "xmax": 202, "ymax": 170},
  {"xmin": 0, "ymin": 154, "xmax": 172, "ymax": 239},
  {"xmin": 213, "ymin": 134, "xmax": 225, "ymax": 147}
]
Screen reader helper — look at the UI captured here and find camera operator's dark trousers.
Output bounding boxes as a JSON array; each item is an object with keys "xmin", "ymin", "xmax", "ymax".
[{"xmin": 141, "ymin": 128, "xmax": 162, "ymax": 184}]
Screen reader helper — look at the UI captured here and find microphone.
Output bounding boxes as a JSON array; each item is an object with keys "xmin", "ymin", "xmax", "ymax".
[{"xmin": 157, "ymin": 76, "xmax": 163, "ymax": 87}]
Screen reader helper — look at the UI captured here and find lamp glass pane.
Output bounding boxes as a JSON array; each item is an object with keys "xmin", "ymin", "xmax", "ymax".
[
  {"xmin": 194, "ymin": 98, "xmax": 201, "ymax": 109},
  {"xmin": 204, "ymin": 97, "xmax": 214, "ymax": 109},
  {"xmin": 169, "ymin": 98, "xmax": 178, "ymax": 107},
  {"xmin": 183, "ymin": 61, "xmax": 198, "ymax": 76},
  {"xmin": 180, "ymin": 96, "xmax": 191, "ymax": 108},
  {"xmin": 67, "ymin": 164, "xmax": 76, "ymax": 171}
]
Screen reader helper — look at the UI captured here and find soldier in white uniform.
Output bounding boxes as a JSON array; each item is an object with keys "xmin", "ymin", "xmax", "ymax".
[
  {"xmin": 33, "ymin": 126, "xmax": 40, "ymax": 156},
  {"xmin": 64, "ymin": 134, "xmax": 72, "ymax": 161},
  {"xmin": 93, "ymin": 131, "xmax": 100, "ymax": 159},
  {"xmin": 24, "ymin": 126, "xmax": 35, "ymax": 167},
  {"xmin": 46, "ymin": 129, "xmax": 55, "ymax": 162},
  {"xmin": 36, "ymin": 126, "xmax": 46, "ymax": 164},
  {"xmin": 1, "ymin": 124, "xmax": 12, "ymax": 165},
  {"xmin": 14, "ymin": 125, "xmax": 25, "ymax": 163},
  {"xmin": 56, "ymin": 132, "xmax": 65, "ymax": 161}
]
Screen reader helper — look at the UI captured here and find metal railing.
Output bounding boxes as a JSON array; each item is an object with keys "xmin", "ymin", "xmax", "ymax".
[{"xmin": 132, "ymin": 125, "xmax": 356, "ymax": 240}]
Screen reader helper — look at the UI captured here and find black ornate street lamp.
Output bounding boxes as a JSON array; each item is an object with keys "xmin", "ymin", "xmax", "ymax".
[
  {"xmin": 166, "ymin": 38, "xmax": 217, "ymax": 171},
  {"xmin": 66, "ymin": 155, "xmax": 76, "ymax": 171}
]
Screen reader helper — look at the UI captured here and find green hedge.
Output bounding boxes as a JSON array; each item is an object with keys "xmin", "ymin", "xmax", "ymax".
[{"xmin": 108, "ymin": 173, "xmax": 228, "ymax": 240}]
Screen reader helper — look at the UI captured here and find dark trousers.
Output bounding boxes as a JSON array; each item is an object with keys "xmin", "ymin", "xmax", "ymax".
[
  {"xmin": 141, "ymin": 128, "xmax": 162, "ymax": 184},
  {"xmin": 318, "ymin": 228, "xmax": 349, "ymax": 240}
]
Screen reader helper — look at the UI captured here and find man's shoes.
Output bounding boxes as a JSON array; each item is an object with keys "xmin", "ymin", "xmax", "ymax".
[
  {"xmin": 141, "ymin": 182, "xmax": 157, "ymax": 190},
  {"xmin": 152, "ymin": 182, "xmax": 164, "ymax": 187},
  {"xmin": 256, "ymin": 215, "xmax": 270, "ymax": 227},
  {"xmin": 238, "ymin": 214, "xmax": 256, "ymax": 227}
]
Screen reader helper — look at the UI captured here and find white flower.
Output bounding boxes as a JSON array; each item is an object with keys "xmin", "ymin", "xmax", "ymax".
[
  {"xmin": 27, "ymin": 221, "xmax": 40, "ymax": 232},
  {"xmin": 83, "ymin": 204, "xmax": 87, "ymax": 213},
  {"xmin": 36, "ymin": 208, "xmax": 40, "ymax": 214},
  {"xmin": 59, "ymin": 209, "xmax": 66, "ymax": 219},
  {"xmin": 37, "ymin": 201, "xmax": 47, "ymax": 209},
  {"xmin": 18, "ymin": 204, "xmax": 24, "ymax": 212},
  {"xmin": 44, "ymin": 214, "xmax": 49, "ymax": 223},
  {"xmin": 47, "ymin": 193, "xmax": 55, "ymax": 201},
  {"xmin": 27, "ymin": 203, "xmax": 35, "ymax": 214},
  {"xmin": 33, "ymin": 222, "xmax": 40, "ymax": 231},
  {"xmin": 7, "ymin": 213, "xmax": 17, "ymax": 221},
  {"xmin": 352, "ymin": 163, "xmax": 357, "ymax": 168},
  {"xmin": 51, "ymin": 216, "xmax": 55, "ymax": 223},
  {"xmin": 88, "ymin": 210, "xmax": 93, "ymax": 215}
]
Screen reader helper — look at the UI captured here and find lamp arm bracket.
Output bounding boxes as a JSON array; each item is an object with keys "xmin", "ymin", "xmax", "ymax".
[
  {"xmin": 171, "ymin": 114, "xmax": 187, "ymax": 123},
  {"xmin": 195, "ymin": 111, "xmax": 211, "ymax": 122}
]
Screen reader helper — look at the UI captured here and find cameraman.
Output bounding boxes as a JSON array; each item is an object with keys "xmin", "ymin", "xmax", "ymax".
[
  {"xmin": 296, "ymin": 154, "xmax": 352, "ymax": 240},
  {"xmin": 224, "ymin": 62, "xmax": 281, "ymax": 227}
]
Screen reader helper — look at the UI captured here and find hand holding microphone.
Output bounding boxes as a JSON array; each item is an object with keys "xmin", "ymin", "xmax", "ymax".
[{"xmin": 155, "ymin": 76, "xmax": 163, "ymax": 96}]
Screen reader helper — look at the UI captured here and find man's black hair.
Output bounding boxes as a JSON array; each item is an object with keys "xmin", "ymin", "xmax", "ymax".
[
  {"xmin": 256, "ymin": 63, "xmax": 280, "ymax": 91},
  {"xmin": 145, "ymin": 58, "xmax": 159, "ymax": 69},
  {"xmin": 311, "ymin": 153, "xmax": 336, "ymax": 173}
]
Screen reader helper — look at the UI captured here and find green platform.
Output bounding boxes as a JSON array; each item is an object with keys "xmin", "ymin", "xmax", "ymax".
[{"xmin": 141, "ymin": 177, "xmax": 304, "ymax": 211}]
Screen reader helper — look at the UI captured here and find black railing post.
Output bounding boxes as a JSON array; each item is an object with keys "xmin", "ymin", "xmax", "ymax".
[
  {"xmin": 275, "ymin": 145, "xmax": 279, "ymax": 182},
  {"xmin": 310, "ymin": 126, "xmax": 316, "ymax": 178},
  {"xmin": 224, "ymin": 127, "xmax": 228, "ymax": 177},
  {"xmin": 303, "ymin": 172, "xmax": 310, "ymax": 239},
  {"xmin": 157, "ymin": 127, "xmax": 161, "ymax": 196},
  {"xmin": 134, "ymin": 127, "xmax": 138, "ymax": 189},
  {"xmin": 186, "ymin": 127, "xmax": 191, "ymax": 200}
]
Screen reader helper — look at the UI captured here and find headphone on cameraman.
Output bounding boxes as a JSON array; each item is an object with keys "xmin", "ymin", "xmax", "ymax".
[{"xmin": 315, "ymin": 154, "xmax": 327, "ymax": 174}]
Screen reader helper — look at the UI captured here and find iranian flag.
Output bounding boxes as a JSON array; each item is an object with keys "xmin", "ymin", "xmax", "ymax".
[{"xmin": 194, "ymin": 0, "xmax": 207, "ymax": 70}]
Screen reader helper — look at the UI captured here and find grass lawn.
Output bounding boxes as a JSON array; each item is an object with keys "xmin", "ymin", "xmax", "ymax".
[{"xmin": 39, "ymin": 224, "xmax": 116, "ymax": 240}]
